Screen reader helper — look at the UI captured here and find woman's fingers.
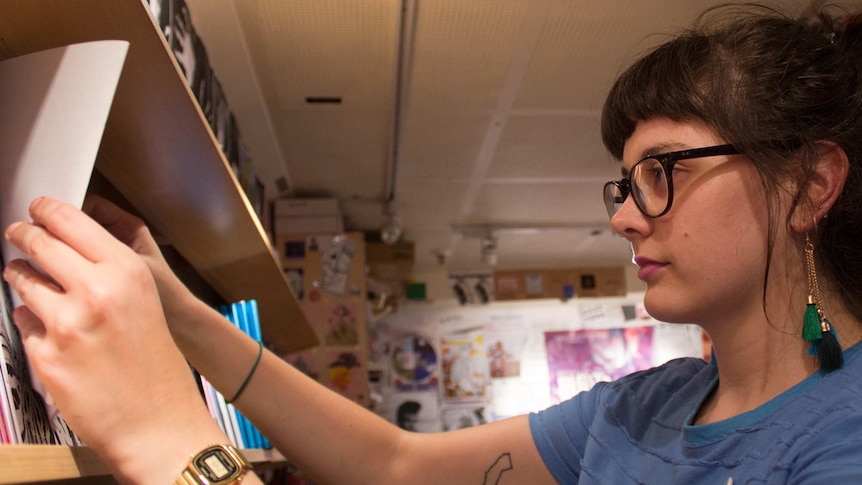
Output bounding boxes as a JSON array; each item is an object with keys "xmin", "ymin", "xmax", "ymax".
[
  {"xmin": 82, "ymin": 195, "xmax": 149, "ymax": 249},
  {"xmin": 2, "ymin": 251, "xmax": 65, "ymax": 305},
  {"xmin": 8, "ymin": 300, "xmax": 47, "ymax": 342},
  {"xmin": 4, "ymin": 218, "xmax": 94, "ymax": 296},
  {"xmin": 26, "ymin": 196, "xmax": 132, "ymax": 264}
]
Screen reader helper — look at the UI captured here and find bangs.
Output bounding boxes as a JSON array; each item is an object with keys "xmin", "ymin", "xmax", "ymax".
[{"xmin": 600, "ymin": 33, "xmax": 715, "ymax": 160}]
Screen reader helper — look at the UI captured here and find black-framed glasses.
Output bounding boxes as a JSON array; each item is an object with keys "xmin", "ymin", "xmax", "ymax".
[{"xmin": 602, "ymin": 144, "xmax": 740, "ymax": 219}]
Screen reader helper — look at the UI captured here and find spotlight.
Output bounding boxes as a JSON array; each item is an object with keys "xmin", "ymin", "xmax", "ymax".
[
  {"xmin": 480, "ymin": 235, "xmax": 498, "ymax": 267},
  {"xmin": 381, "ymin": 201, "xmax": 402, "ymax": 245},
  {"xmin": 453, "ymin": 279, "xmax": 469, "ymax": 305},
  {"xmin": 474, "ymin": 280, "xmax": 490, "ymax": 304},
  {"xmin": 381, "ymin": 221, "xmax": 402, "ymax": 245}
]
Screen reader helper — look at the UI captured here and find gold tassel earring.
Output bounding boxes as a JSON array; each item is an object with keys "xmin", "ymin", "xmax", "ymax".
[{"xmin": 802, "ymin": 232, "xmax": 843, "ymax": 370}]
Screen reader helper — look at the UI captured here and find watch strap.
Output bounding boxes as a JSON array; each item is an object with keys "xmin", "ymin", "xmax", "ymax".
[
  {"xmin": 176, "ymin": 469, "xmax": 202, "ymax": 485},
  {"xmin": 174, "ymin": 444, "xmax": 252, "ymax": 485}
]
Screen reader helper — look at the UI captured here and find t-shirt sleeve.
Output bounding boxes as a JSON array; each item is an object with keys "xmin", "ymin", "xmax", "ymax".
[{"xmin": 529, "ymin": 382, "xmax": 608, "ymax": 484}]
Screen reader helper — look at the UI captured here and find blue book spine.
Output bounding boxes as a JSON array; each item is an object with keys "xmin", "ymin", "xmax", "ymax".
[{"xmin": 245, "ymin": 300, "xmax": 271, "ymax": 449}]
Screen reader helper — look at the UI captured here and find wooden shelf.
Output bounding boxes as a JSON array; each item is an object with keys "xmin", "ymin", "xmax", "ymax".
[
  {"xmin": 0, "ymin": 0, "xmax": 316, "ymax": 355},
  {"xmin": 0, "ymin": 0, "xmax": 317, "ymax": 482},
  {"xmin": 0, "ymin": 445, "xmax": 287, "ymax": 484}
]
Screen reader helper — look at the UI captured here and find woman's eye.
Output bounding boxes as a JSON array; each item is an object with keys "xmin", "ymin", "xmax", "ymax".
[{"xmin": 649, "ymin": 167, "xmax": 665, "ymax": 180}]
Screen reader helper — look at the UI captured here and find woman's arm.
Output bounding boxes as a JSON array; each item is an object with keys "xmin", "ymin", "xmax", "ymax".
[
  {"xmin": 169, "ymin": 298, "xmax": 556, "ymax": 484},
  {"xmin": 10, "ymin": 196, "xmax": 557, "ymax": 485}
]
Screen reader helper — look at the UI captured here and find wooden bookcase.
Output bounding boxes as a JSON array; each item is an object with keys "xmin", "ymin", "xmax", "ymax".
[
  {"xmin": 0, "ymin": 0, "xmax": 313, "ymax": 481},
  {"xmin": 0, "ymin": 445, "xmax": 287, "ymax": 484}
]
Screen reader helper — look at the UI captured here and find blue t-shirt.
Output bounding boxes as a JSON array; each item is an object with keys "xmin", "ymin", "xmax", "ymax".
[{"xmin": 529, "ymin": 343, "xmax": 862, "ymax": 484}]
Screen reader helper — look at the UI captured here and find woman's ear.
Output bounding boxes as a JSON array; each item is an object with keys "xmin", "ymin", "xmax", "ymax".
[{"xmin": 790, "ymin": 141, "xmax": 849, "ymax": 233}]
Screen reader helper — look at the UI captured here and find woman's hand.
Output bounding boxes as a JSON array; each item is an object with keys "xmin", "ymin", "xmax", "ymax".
[
  {"xmin": 81, "ymin": 195, "xmax": 196, "ymax": 331},
  {"xmin": 2, "ymin": 197, "xmax": 224, "ymax": 483}
]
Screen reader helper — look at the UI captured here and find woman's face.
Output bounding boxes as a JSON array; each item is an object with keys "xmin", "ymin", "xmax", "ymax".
[{"xmin": 610, "ymin": 118, "xmax": 771, "ymax": 326}]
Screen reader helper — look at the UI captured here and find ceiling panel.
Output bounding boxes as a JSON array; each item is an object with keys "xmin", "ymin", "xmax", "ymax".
[
  {"xmin": 398, "ymin": 180, "xmax": 470, "ymax": 231},
  {"xmin": 514, "ymin": 0, "xmax": 757, "ymax": 110},
  {"xmin": 487, "ymin": 114, "xmax": 614, "ymax": 180},
  {"xmin": 397, "ymin": 113, "xmax": 492, "ymax": 182},
  {"xmin": 275, "ymin": 108, "xmax": 391, "ymax": 199},
  {"xmin": 408, "ymin": 0, "xmax": 530, "ymax": 111},
  {"xmin": 467, "ymin": 182, "xmax": 607, "ymax": 226},
  {"xmin": 234, "ymin": 1, "xmax": 400, "ymax": 110}
]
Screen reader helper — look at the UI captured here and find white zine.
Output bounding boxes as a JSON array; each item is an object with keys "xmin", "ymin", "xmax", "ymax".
[{"xmin": 0, "ymin": 40, "xmax": 129, "ymax": 425}]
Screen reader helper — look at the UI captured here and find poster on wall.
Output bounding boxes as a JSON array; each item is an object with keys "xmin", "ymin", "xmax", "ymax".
[
  {"xmin": 392, "ymin": 332, "xmax": 439, "ymax": 392},
  {"xmin": 440, "ymin": 331, "xmax": 487, "ymax": 401},
  {"xmin": 283, "ymin": 348, "xmax": 320, "ymax": 381},
  {"xmin": 544, "ymin": 327, "xmax": 654, "ymax": 404},
  {"xmin": 387, "ymin": 391, "xmax": 441, "ymax": 432},
  {"xmin": 441, "ymin": 403, "xmax": 488, "ymax": 431},
  {"xmin": 325, "ymin": 349, "xmax": 365, "ymax": 403},
  {"xmin": 323, "ymin": 301, "xmax": 360, "ymax": 346},
  {"xmin": 485, "ymin": 319, "xmax": 529, "ymax": 379},
  {"xmin": 315, "ymin": 235, "xmax": 356, "ymax": 297}
]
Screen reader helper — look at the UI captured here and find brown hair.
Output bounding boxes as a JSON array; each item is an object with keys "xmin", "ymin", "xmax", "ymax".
[{"xmin": 601, "ymin": 3, "xmax": 862, "ymax": 324}]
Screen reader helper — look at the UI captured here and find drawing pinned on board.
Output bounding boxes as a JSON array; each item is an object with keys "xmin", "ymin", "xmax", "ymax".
[{"xmin": 314, "ymin": 235, "xmax": 355, "ymax": 297}]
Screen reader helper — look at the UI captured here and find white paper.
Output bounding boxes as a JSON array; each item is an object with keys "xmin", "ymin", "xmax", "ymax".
[
  {"xmin": 0, "ymin": 40, "xmax": 129, "ymax": 419},
  {"xmin": 0, "ymin": 40, "xmax": 129, "ymax": 294}
]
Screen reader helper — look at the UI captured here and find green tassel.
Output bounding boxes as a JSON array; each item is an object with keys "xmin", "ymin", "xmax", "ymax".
[{"xmin": 802, "ymin": 303, "xmax": 822, "ymax": 342}]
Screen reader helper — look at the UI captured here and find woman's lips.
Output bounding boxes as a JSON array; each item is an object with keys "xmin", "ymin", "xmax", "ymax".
[{"xmin": 635, "ymin": 257, "xmax": 667, "ymax": 281}]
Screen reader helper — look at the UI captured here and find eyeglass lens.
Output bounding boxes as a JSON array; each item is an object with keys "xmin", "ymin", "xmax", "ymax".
[
  {"xmin": 603, "ymin": 157, "xmax": 670, "ymax": 219},
  {"xmin": 630, "ymin": 158, "xmax": 669, "ymax": 216}
]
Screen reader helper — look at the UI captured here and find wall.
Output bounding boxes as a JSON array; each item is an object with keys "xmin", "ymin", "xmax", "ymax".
[{"xmin": 367, "ymin": 293, "xmax": 703, "ymax": 432}]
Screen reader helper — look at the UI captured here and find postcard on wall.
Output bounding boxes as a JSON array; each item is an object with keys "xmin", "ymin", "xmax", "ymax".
[
  {"xmin": 391, "ymin": 332, "xmax": 439, "ymax": 392},
  {"xmin": 544, "ymin": 327, "xmax": 654, "ymax": 404},
  {"xmin": 441, "ymin": 403, "xmax": 488, "ymax": 431},
  {"xmin": 484, "ymin": 316, "xmax": 530, "ymax": 379},
  {"xmin": 386, "ymin": 391, "xmax": 441, "ymax": 433},
  {"xmin": 440, "ymin": 330, "xmax": 487, "ymax": 401},
  {"xmin": 284, "ymin": 267, "xmax": 304, "ymax": 300},
  {"xmin": 325, "ymin": 349, "xmax": 365, "ymax": 404},
  {"xmin": 283, "ymin": 347, "xmax": 320, "ymax": 381},
  {"xmin": 316, "ymin": 235, "xmax": 356, "ymax": 297},
  {"xmin": 323, "ymin": 301, "xmax": 360, "ymax": 346}
]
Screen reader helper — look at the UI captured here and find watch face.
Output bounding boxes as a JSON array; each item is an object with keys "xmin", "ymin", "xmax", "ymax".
[{"xmin": 197, "ymin": 448, "xmax": 239, "ymax": 481}]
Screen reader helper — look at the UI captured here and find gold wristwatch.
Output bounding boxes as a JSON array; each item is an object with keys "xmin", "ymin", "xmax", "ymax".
[{"xmin": 175, "ymin": 444, "xmax": 253, "ymax": 485}]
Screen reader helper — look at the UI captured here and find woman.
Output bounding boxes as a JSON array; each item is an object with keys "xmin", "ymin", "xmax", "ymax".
[{"xmin": 4, "ymin": 4, "xmax": 862, "ymax": 484}]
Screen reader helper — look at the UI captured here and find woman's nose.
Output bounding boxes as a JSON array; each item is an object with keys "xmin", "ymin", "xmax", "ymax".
[{"xmin": 609, "ymin": 195, "xmax": 651, "ymax": 240}]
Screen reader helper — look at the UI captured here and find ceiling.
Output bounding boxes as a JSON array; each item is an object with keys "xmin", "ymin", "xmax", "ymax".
[{"xmin": 182, "ymin": 0, "xmax": 815, "ymax": 279}]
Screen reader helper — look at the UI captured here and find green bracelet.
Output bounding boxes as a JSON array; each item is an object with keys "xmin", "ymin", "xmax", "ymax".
[{"xmin": 226, "ymin": 340, "xmax": 263, "ymax": 404}]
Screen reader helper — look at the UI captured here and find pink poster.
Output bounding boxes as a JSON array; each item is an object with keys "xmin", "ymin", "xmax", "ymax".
[{"xmin": 544, "ymin": 327, "xmax": 653, "ymax": 404}]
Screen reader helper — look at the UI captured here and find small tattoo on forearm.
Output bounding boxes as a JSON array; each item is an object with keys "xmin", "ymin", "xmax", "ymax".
[{"xmin": 482, "ymin": 452, "xmax": 513, "ymax": 485}]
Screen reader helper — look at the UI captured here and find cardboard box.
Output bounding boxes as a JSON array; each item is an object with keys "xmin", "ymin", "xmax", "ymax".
[
  {"xmin": 366, "ymin": 241, "xmax": 415, "ymax": 298},
  {"xmin": 365, "ymin": 241, "xmax": 415, "ymax": 264}
]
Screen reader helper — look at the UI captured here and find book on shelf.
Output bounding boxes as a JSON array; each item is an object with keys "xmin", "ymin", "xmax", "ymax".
[
  {"xmin": 147, "ymin": 0, "xmax": 266, "ymax": 221},
  {"xmin": 0, "ymin": 40, "xmax": 130, "ymax": 444}
]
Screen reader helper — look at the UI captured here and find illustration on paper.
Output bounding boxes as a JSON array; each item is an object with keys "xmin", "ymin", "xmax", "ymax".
[
  {"xmin": 392, "ymin": 333, "xmax": 438, "ymax": 392},
  {"xmin": 440, "ymin": 331, "xmax": 487, "ymax": 401},
  {"xmin": 326, "ymin": 350, "xmax": 365, "ymax": 403},
  {"xmin": 544, "ymin": 326, "xmax": 654, "ymax": 404}
]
